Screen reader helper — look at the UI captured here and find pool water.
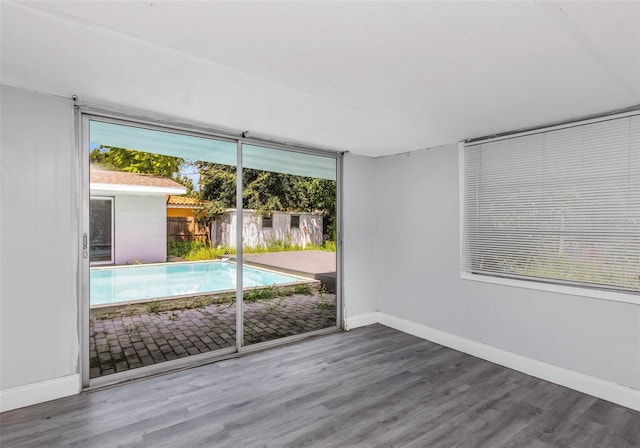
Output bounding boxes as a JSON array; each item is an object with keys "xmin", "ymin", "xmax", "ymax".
[{"xmin": 90, "ymin": 260, "xmax": 303, "ymax": 306}]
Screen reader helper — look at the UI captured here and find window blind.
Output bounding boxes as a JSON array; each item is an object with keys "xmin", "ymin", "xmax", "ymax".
[
  {"xmin": 89, "ymin": 121, "xmax": 337, "ymax": 180},
  {"xmin": 90, "ymin": 120, "xmax": 237, "ymax": 165},
  {"xmin": 243, "ymin": 144, "xmax": 336, "ymax": 181},
  {"xmin": 462, "ymin": 113, "xmax": 639, "ymax": 295}
]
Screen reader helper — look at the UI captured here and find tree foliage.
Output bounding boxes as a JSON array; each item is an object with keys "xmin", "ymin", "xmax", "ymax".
[
  {"xmin": 90, "ymin": 146, "xmax": 195, "ymax": 194},
  {"xmin": 196, "ymin": 162, "xmax": 337, "ymax": 240},
  {"xmin": 90, "ymin": 147, "xmax": 337, "ymax": 240}
]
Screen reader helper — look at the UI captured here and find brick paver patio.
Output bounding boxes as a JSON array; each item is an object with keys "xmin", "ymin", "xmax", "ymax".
[{"xmin": 89, "ymin": 292, "xmax": 337, "ymax": 378}]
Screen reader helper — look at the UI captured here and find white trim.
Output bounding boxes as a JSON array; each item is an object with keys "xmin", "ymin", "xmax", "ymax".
[
  {"xmin": 344, "ymin": 312, "xmax": 381, "ymax": 330},
  {"xmin": 0, "ymin": 374, "xmax": 81, "ymax": 413},
  {"xmin": 459, "ymin": 114, "xmax": 640, "ymax": 305},
  {"xmin": 378, "ymin": 313, "xmax": 640, "ymax": 412},
  {"xmin": 90, "ymin": 183, "xmax": 186, "ymax": 195},
  {"xmin": 457, "ymin": 141, "xmax": 465, "ymax": 268},
  {"xmin": 80, "ymin": 106, "xmax": 342, "ymax": 157},
  {"xmin": 461, "ymin": 272, "xmax": 640, "ymax": 305},
  {"xmin": 466, "ymin": 109, "xmax": 640, "ymax": 146}
]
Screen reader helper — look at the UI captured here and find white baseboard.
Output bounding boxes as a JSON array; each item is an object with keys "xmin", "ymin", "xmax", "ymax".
[
  {"xmin": 2, "ymin": 316, "xmax": 638, "ymax": 413},
  {"xmin": 344, "ymin": 312, "xmax": 381, "ymax": 330},
  {"xmin": 378, "ymin": 313, "xmax": 640, "ymax": 412},
  {"xmin": 1, "ymin": 374, "xmax": 81, "ymax": 413},
  {"xmin": 343, "ymin": 311, "xmax": 640, "ymax": 411}
]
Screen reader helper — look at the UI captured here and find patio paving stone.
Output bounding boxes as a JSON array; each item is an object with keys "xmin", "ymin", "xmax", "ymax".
[{"xmin": 89, "ymin": 291, "xmax": 336, "ymax": 378}]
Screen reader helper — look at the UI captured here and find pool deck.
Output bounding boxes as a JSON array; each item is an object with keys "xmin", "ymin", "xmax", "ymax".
[
  {"xmin": 89, "ymin": 250, "xmax": 339, "ymax": 378},
  {"xmin": 90, "ymin": 291, "xmax": 337, "ymax": 378},
  {"xmin": 236, "ymin": 250, "xmax": 337, "ymax": 292}
]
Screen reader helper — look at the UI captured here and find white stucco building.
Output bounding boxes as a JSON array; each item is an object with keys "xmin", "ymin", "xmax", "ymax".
[
  {"xmin": 213, "ymin": 209, "xmax": 324, "ymax": 249},
  {"xmin": 90, "ymin": 167, "xmax": 186, "ymax": 265}
]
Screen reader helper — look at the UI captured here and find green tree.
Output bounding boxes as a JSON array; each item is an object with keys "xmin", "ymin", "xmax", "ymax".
[
  {"xmin": 196, "ymin": 163, "xmax": 237, "ymax": 207},
  {"xmin": 90, "ymin": 146, "xmax": 195, "ymax": 194},
  {"xmin": 196, "ymin": 162, "xmax": 337, "ymax": 240},
  {"xmin": 307, "ymin": 178, "xmax": 337, "ymax": 241}
]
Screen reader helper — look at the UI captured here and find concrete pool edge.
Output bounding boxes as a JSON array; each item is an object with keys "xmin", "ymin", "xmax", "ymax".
[
  {"xmin": 90, "ymin": 280, "xmax": 321, "ymax": 320},
  {"xmin": 90, "ymin": 259, "xmax": 312, "ymax": 307}
]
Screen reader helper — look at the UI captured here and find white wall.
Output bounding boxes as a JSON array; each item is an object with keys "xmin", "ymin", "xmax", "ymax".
[
  {"xmin": 112, "ymin": 194, "xmax": 167, "ymax": 265},
  {"xmin": 6, "ymin": 82, "xmax": 633, "ymax": 411},
  {"xmin": 342, "ymin": 154, "xmax": 378, "ymax": 324},
  {"xmin": 375, "ymin": 143, "xmax": 640, "ymax": 391},
  {"xmin": 0, "ymin": 85, "xmax": 379, "ymax": 410},
  {"xmin": 0, "ymin": 86, "xmax": 79, "ymax": 403},
  {"xmin": 222, "ymin": 210, "xmax": 323, "ymax": 249}
]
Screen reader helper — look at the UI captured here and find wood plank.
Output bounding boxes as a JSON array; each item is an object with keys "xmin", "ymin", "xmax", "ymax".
[{"xmin": 1, "ymin": 325, "xmax": 638, "ymax": 447}]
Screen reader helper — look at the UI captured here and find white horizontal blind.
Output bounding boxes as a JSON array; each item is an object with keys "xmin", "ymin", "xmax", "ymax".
[
  {"xmin": 90, "ymin": 120, "xmax": 237, "ymax": 165},
  {"xmin": 89, "ymin": 121, "xmax": 338, "ymax": 180},
  {"xmin": 243, "ymin": 144, "xmax": 336, "ymax": 180},
  {"xmin": 462, "ymin": 113, "xmax": 640, "ymax": 294}
]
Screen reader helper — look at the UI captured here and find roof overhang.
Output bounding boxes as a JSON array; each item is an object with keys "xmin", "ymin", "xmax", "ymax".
[
  {"xmin": 90, "ymin": 183, "xmax": 187, "ymax": 196},
  {"xmin": 167, "ymin": 204, "xmax": 205, "ymax": 209}
]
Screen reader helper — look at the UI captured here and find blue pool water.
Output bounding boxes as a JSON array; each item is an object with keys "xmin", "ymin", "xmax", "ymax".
[{"xmin": 90, "ymin": 260, "xmax": 303, "ymax": 306}]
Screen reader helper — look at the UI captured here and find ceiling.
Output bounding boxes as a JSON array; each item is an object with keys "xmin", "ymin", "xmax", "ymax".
[{"xmin": 1, "ymin": 1, "xmax": 638, "ymax": 157}]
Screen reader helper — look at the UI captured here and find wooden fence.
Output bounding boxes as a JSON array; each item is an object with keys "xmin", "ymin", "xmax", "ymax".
[{"xmin": 167, "ymin": 217, "xmax": 209, "ymax": 243}]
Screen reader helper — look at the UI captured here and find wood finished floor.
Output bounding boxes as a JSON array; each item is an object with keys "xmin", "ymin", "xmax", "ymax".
[{"xmin": 1, "ymin": 324, "xmax": 638, "ymax": 448}]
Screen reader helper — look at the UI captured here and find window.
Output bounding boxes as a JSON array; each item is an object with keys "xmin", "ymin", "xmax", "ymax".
[
  {"xmin": 89, "ymin": 196, "xmax": 114, "ymax": 264},
  {"xmin": 290, "ymin": 215, "xmax": 300, "ymax": 228},
  {"xmin": 461, "ymin": 112, "xmax": 639, "ymax": 295},
  {"xmin": 262, "ymin": 216, "xmax": 273, "ymax": 228}
]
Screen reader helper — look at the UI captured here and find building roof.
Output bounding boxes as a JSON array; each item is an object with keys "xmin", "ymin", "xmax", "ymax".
[
  {"xmin": 90, "ymin": 166, "xmax": 184, "ymax": 189},
  {"xmin": 167, "ymin": 195, "xmax": 207, "ymax": 208},
  {"xmin": 90, "ymin": 166, "xmax": 187, "ymax": 195}
]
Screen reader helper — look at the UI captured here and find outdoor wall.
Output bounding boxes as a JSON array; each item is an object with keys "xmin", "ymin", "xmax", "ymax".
[
  {"xmin": 166, "ymin": 207, "xmax": 199, "ymax": 219},
  {"xmin": 0, "ymin": 87, "xmax": 378, "ymax": 411},
  {"xmin": 113, "ymin": 194, "xmax": 167, "ymax": 265},
  {"xmin": 374, "ymin": 143, "xmax": 640, "ymax": 393},
  {"xmin": 342, "ymin": 154, "xmax": 379, "ymax": 325},
  {"xmin": 220, "ymin": 210, "xmax": 323, "ymax": 249},
  {"xmin": 89, "ymin": 192, "xmax": 168, "ymax": 265},
  {"xmin": 0, "ymin": 85, "xmax": 80, "ymax": 409}
]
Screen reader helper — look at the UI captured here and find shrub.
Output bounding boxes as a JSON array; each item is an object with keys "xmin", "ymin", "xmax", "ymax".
[
  {"xmin": 292, "ymin": 283, "xmax": 312, "ymax": 295},
  {"xmin": 167, "ymin": 241, "xmax": 206, "ymax": 258},
  {"xmin": 244, "ymin": 285, "xmax": 277, "ymax": 302},
  {"xmin": 323, "ymin": 241, "xmax": 336, "ymax": 252},
  {"xmin": 168, "ymin": 241, "xmax": 235, "ymax": 261},
  {"xmin": 185, "ymin": 246, "xmax": 231, "ymax": 261}
]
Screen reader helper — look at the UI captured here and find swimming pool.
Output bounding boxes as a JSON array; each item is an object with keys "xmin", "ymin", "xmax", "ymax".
[{"xmin": 90, "ymin": 260, "xmax": 304, "ymax": 306}]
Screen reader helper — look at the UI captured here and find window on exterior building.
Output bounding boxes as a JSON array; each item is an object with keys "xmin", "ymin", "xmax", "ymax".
[
  {"xmin": 89, "ymin": 196, "xmax": 114, "ymax": 264},
  {"xmin": 262, "ymin": 216, "xmax": 273, "ymax": 228},
  {"xmin": 461, "ymin": 112, "xmax": 639, "ymax": 295},
  {"xmin": 290, "ymin": 215, "xmax": 300, "ymax": 228}
]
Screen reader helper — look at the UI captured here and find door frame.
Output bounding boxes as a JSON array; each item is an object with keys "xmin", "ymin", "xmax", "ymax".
[{"xmin": 78, "ymin": 108, "xmax": 343, "ymax": 389}]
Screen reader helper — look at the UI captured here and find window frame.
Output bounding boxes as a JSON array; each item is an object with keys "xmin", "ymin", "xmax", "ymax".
[
  {"xmin": 80, "ymin": 109, "xmax": 344, "ymax": 390},
  {"xmin": 290, "ymin": 214, "xmax": 300, "ymax": 229},
  {"xmin": 458, "ymin": 110, "xmax": 640, "ymax": 305}
]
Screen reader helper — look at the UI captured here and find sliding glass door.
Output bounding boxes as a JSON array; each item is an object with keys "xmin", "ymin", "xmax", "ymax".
[
  {"xmin": 86, "ymin": 118, "xmax": 238, "ymax": 382},
  {"xmin": 241, "ymin": 144, "xmax": 338, "ymax": 346},
  {"xmin": 83, "ymin": 115, "xmax": 341, "ymax": 386}
]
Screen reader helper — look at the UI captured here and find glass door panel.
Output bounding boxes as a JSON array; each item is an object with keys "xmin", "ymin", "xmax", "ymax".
[
  {"xmin": 241, "ymin": 144, "xmax": 338, "ymax": 346},
  {"xmin": 87, "ymin": 118, "xmax": 237, "ymax": 380}
]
